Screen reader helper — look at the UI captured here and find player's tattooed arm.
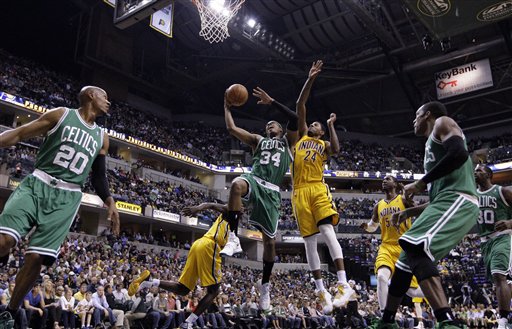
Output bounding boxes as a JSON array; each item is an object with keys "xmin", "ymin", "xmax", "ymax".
[
  {"xmin": 0, "ymin": 107, "xmax": 65, "ymax": 147},
  {"xmin": 183, "ymin": 203, "xmax": 228, "ymax": 216},
  {"xmin": 325, "ymin": 113, "xmax": 340, "ymax": 155},
  {"xmin": 225, "ymin": 94, "xmax": 261, "ymax": 150},
  {"xmin": 296, "ymin": 60, "xmax": 323, "ymax": 137}
]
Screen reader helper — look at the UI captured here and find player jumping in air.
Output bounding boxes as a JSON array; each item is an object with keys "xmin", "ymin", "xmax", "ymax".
[
  {"xmin": 220, "ymin": 87, "xmax": 298, "ymax": 311},
  {"xmin": 292, "ymin": 60, "xmax": 353, "ymax": 312}
]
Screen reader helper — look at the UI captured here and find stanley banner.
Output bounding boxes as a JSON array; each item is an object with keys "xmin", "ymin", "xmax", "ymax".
[
  {"xmin": 402, "ymin": 0, "xmax": 512, "ymax": 38},
  {"xmin": 150, "ymin": 2, "xmax": 174, "ymax": 37}
]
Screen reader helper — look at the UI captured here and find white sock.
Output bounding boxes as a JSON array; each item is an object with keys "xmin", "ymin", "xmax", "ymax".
[
  {"xmin": 337, "ymin": 271, "xmax": 347, "ymax": 283},
  {"xmin": 315, "ymin": 279, "xmax": 325, "ymax": 291},
  {"xmin": 186, "ymin": 313, "xmax": 198, "ymax": 323}
]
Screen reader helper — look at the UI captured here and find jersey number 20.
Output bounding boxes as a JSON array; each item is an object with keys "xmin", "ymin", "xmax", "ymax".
[{"xmin": 53, "ymin": 145, "xmax": 89, "ymax": 175}]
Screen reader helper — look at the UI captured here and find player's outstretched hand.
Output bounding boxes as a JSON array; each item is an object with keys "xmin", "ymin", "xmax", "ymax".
[
  {"xmin": 495, "ymin": 220, "xmax": 512, "ymax": 231},
  {"xmin": 402, "ymin": 180, "xmax": 426, "ymax": 199},
  {"xmin": 359, "ymin": 222, "xmax": 368, "ymax": 231},
  {"xmin": 183, "ymin": 205, "xmax": 201, "ymax": 216},
  {"xmin": 308, "ymin": 60, "xmax": 323, "ymax": 79},
  {"xmin": 253, "ymin": 87, "xmax": 274, "ymax": 105},
  {"xmin": 327, "ymin": 113, "xmax": 336, "ymax": 126},
  {"xmin": 224, "ymin": 92, "xmax": 232, "ymax": 109},
  {"xmin": 391, "ymin": 210, "xmax": 408, "ymax": 229},
  {"xmin": 108, "ymin": 202, "xmax": 120, "ymax": 236}
]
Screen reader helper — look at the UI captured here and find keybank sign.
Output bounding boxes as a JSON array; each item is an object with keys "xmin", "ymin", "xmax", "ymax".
[{"xmin": 435, "ymin": 58, "xmax": 493, "ymax": 100}]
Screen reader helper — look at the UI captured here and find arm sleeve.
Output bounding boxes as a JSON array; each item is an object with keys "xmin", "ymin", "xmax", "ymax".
[
  {"xmin": 421, "ymin": 135, "xmax": 469, "ymax": 185},
  {"xmin": 270, "ymin": 100, "xmax": 298, "ymax": 131},
  {"xmin": 91, "ymin": 154, "xmax": 112, "ymax": 202}
]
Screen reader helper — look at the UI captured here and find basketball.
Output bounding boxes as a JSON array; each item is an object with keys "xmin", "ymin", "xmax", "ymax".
[{"xmin": 226, "ymin": 84, "xmax": 248, "ymax": 107}]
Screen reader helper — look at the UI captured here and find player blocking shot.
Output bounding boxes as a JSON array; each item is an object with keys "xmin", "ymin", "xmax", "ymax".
[
  {"xmin": 0, "ymin": 86, "xmax": 120, "ymax": 327},
  {"xmin": 220, "ymin": 84, "xmax": 298, "ymax": 311},
  {"xmin": 292, "ymin": 60, "xmax": 354, "ymax": 312},
  {"xmin": 474, "ymin": 164, "xmax": 512, "ymax": 329}
]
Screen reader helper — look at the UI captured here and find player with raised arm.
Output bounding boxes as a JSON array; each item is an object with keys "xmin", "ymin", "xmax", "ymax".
[
  {"xmin": 219, "ymin": 87, "xmax": 298, "ymax": 311},
  {"xmin": 0, "ymin": 86, "xmax": 120, "ymax": 327},
  {"xmin": 128, "ymin": 202, "xmax": 231, "ymax": 329},
  {"xmin": 474, "ymin": 164, "xmax": 512, "ymax": 329},
  {"xmin": 371, "ymin": 101, "xmax": 479, "ymax": 329},
  {"xmin": 292, "ymin": 60, "xmax": 353, "ymax": 312}
]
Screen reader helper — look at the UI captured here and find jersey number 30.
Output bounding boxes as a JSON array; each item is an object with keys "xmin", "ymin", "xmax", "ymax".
[
  {"xmin": 260, "ymin": 151, "xmax": 281, "ymax": 167},
  {"xmin": 477, "ymin": 209, "xmax": 494, "ymax": 225},
  {"xmin": 53, "ymin": 145, "xmax": 89, "ymax": 175}
]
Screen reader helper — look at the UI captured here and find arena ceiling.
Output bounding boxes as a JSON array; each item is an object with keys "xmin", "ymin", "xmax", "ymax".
[{"xmin": 2, "ymin": 0, "xmax": 512, "ymax": 136}]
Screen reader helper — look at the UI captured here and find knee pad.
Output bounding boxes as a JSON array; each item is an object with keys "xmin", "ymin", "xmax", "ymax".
[
  {"xmin": 318, "ymin": 224, "xmax": 343, "ymax": 260},
  {"xmin": 388, "ymin": 268, "xmax": 413, "ymax": 298},
  {"xmin": 402, "ymin": 242, "xmax": 439, "ymax": 282},
  {"xmin": 376, "ymin": 267, "xmax": 392, "ymax": 286}
]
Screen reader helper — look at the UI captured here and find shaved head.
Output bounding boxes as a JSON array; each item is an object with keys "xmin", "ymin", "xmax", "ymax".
[{"xmin": 79, "ymin": 86, "xmax": 107, "ymax": 105}]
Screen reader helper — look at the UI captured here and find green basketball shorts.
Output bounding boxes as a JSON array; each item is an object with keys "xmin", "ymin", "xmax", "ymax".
[
  {"xmin": 237, "ymin": 174, "xmax": 281, "ymax": 238},
  {"xmin": 396, "ymin": 192, "xmax": 479, "ymax": 272},
  {"xmin": 0, "ymin": 171, "xmax": 82, "ymax": 260},
  {"xmin": 481, "ymin": 233, "xmax": 512, "ymax": 280}
]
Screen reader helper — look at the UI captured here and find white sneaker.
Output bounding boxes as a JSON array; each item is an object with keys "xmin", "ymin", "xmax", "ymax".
[
  {"xmin": 317, "ymin": 290, "xmax": 333, "ymax": 314},
  {"xmin": 332, "ymin": 282, "xmax": 354, "ymax": 308},
  {"xmin": 413, "ymin": 322, "xmax": 425, "ymax": 329},
  {"xmin": 258, "ymin": 279, "xmax": 271, "ymax": 311},
  {"xmin": 220, "ymin": 232, "xmax": 243, "ymax": 256}
]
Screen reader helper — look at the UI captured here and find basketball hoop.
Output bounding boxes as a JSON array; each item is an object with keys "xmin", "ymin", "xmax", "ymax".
[{"xmin": 192, "ymin": 0, "xmax": 245, "ymax": 43}]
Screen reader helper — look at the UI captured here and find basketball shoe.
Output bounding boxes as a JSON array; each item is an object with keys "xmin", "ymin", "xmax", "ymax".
[
  {"xmin": 220, "ymin": 232, "xmax": 242, "ymax": 256},
  {"xmin": 332, "ymin": 281, "xmax": 354, "ymax": 308},
  {"xmin": 0, "ymin": 311, "xmax": 14, "ymax": 329},
  {"xmin": 367, "ymin": 319, "xmax": 399, "ymax": 329},
  {"xmin": 128, "ymin": 270, "xmax": 150, "ymax": 296},
  {"xmin": 317, "ymin": 290, "xmax": 333, "ymax": 314}
]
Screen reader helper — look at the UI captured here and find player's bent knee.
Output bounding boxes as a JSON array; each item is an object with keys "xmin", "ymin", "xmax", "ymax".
[
  {"xmin": 403, "ymin": 245, "xmax": 439, "ymax": 282},
  {"xmin": 0, "ymin": 234, "xmax": 16, "ymax": 254},
  {"xmin": 377, "ymin": 268, "xmax": 391, "ymax": 285},
  {"xmin": 492, "ymin": 273, "xmax": 507, "ymax": 283},
  {"xmin": 207, "ymin": 284, "xmax": 220, "ymax": 295}
]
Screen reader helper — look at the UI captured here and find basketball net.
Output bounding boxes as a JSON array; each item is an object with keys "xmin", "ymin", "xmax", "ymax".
[{"xmin": 192, "ymin": 0, "xmax": 245, "ymax": 43}]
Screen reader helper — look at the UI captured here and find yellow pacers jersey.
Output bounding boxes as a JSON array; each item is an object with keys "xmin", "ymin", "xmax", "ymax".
[
  {"xmin": 377, "ymin": 195, "xmax": 412, "ymax": 245},
  {"xmin": 203, "ymin": 215, "xmax": 230, "ymax": 248},
  {"xmin": 292, "ymin": 135, "xmax": 328, "ymax": 188}
]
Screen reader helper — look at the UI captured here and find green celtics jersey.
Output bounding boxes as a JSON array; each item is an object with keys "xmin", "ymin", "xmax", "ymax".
[
  {"xmin": 251, "ymin": 137, "xmax": 292, "ymax": 186},
  {"xmin": 424, "ymin": 133, "xmax": 476, "ymax": 201},
  {"xmin": 35, "ymin": 108, "xmax": 103, "ymax": 187},
  {"xmin": 477, "ymin": 185, "xmax": 512, "ymax": 237}
]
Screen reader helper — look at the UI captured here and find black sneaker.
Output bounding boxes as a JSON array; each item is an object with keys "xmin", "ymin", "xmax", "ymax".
[{"xmin": 0, "ymin": 311, "xmax": 14, "ymax": 329}]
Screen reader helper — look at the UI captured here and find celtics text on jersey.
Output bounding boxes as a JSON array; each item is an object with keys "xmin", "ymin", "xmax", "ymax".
[
  {"xmin": 35, "ymin": 108, "xmax": 103, "ymax": 187},
  {"xmin": 251, "ymin": 137, "xmax": 292, "ymax": 186},
  {"xmin": 477, "ymin": 185, "xmax": 512, "ymax": 237}
]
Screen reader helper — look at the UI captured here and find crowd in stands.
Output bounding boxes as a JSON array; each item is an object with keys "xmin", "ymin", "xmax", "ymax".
[{"xmin": 0, "ymin": 228, "xmax": 501, "ymax": 329}]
